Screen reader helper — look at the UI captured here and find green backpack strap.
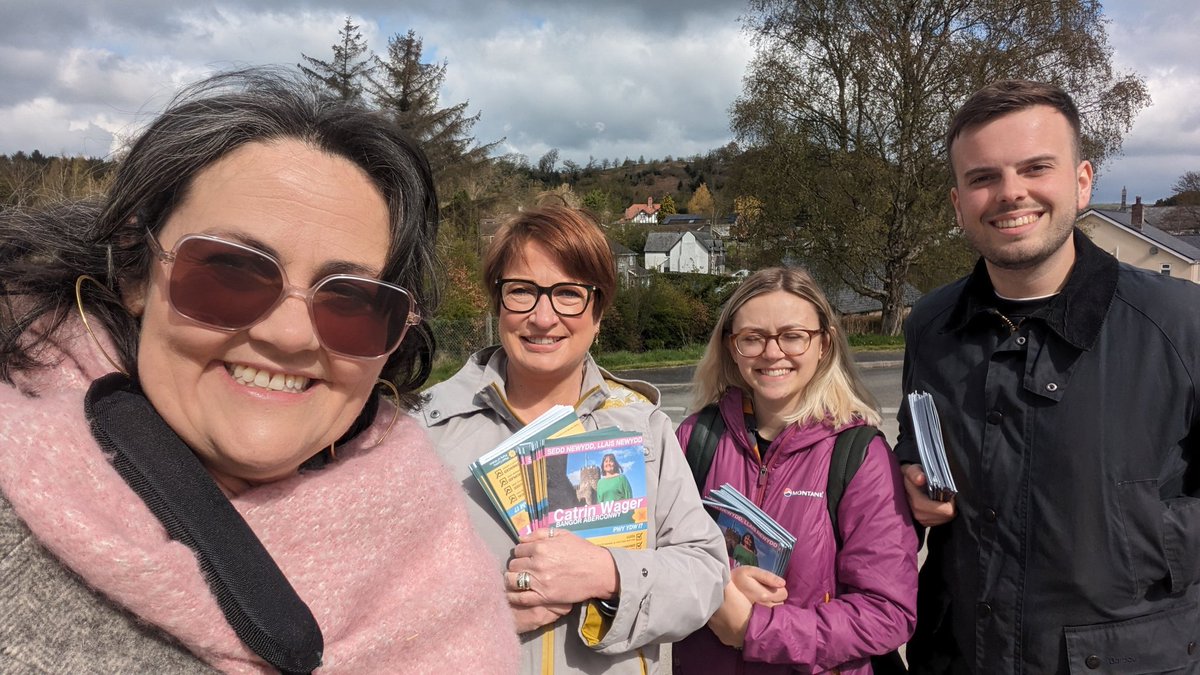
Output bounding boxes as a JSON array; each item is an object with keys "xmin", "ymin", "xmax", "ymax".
[
  {"xmin": 826, "ymin": 424, "xmax": 881, "ymax": 549},
  {"xmin": 685, "ymin": 403, "xmax": 725, "ymax": 494}
]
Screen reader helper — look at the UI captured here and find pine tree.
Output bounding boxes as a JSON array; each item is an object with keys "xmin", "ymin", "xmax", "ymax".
[
  {"xmin": 299, "ymin": 17, "xmax": 373, "ymax": 103},
  {"xmin": 369, "ymin": 29, "xmax": 498, "ymax": 181}
]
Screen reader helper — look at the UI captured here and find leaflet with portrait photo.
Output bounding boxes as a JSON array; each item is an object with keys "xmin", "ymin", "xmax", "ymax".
[
  {"xmin": 535, "ymin": 428, "xmax": 649, "ymax": 551},
  {"xmin": 703, "ymin": 484, "xmax": 795, "ymax": 576}
]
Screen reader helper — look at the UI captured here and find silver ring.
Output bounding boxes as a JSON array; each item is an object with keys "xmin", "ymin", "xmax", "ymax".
[
  {"xmin": 548, "ymin": 526, "xmax": 557, "ymax": 538},
  {"xmin": 516, "ymin": 570, "xmax": 531, "ymax": 591}
]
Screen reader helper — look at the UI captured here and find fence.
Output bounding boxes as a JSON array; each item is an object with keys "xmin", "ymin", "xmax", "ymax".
[{"xmin": 428, "ymin": 315, "xmax": 499, "ymax": 363}]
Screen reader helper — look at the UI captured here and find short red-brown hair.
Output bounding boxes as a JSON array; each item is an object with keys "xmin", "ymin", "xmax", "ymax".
[{"xmin": 482, "ymin": 206, "xmax": 616, "ymax": 319}]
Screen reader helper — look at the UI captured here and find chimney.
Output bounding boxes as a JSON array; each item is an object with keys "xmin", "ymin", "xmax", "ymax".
[
  {"xmin": 1120, "ymin": 187, "xmax": 1127, "ymax": 211},
  {"xmin": 1131, "ymin": 196, "xmax": 1144, "ymax": 230}
]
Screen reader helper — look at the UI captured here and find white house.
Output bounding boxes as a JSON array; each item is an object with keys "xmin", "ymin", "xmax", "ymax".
[
  {"xmin": 644, "ymin": 229, "xmax": 725, "ymax": 274},
  {"xmin": 623, "ymin": 197, "xmax": 662, "ymax": 224}
]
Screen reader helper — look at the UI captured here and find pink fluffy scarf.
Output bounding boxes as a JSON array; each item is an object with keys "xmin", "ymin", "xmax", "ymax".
[{"xmin": 0, "ymin": 322, "xmax": 519, "ymax": 673}]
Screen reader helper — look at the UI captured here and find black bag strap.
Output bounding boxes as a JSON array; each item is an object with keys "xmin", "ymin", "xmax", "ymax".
[
  {"xmin": 85, "ymin": 373, "xmax": 323, "ymax": 674},
  {"xmin": 826, "ymin": 424, "xmax": 881, "ymax": 549},
  {"xmin": 685, "ymin": 403, "xmax": 725, "ymax": 493}
]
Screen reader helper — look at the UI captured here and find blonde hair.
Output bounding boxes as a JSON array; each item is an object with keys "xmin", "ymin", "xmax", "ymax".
[{"xmin": 690, "ymin": 267, "xmax": 881, "ymax": 428}]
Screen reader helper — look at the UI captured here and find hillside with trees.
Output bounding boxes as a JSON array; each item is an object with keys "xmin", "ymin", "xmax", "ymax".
[{"xmin": 3, "ymin": 3, "xmax": 1153, "ymax": 347}]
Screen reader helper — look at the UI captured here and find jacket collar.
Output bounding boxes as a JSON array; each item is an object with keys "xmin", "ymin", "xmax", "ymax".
[
  {"xmin": 716, "ymin": 387, "xmax": 849, "ymax": 458},
  {"xmin": 943, "ymin": 228, "xmax": 1118, "ymax": 350},
  {"xmin": 421, "ymin": 346, "xmax": 660, "ymax": 426}
]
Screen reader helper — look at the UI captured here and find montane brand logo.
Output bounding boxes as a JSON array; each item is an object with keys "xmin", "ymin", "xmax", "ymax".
[{"xmin": 783, "ymin": 488, "xmax": 824, "ymax": 499}]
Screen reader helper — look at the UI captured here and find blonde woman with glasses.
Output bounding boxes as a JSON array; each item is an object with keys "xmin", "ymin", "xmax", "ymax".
[{"xmin": 673, "ymin": 267, "xmax": 917, "ymax": 675}]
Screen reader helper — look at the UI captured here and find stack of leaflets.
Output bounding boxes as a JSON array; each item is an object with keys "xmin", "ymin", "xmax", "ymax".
[
  {"xmin": 470, "ymin": 408, "xmax": 649, "ymax": 551},
  {"xmin": 703, "ymin": 484, "xmax": 795, "ymax": 576},
  {"xmin": 906, "ymin": 391, "xmax": 957, "ymax": 502},
  {"xmin": 470, "ymin": 405, "xmax": 582, "ymax": 540}
]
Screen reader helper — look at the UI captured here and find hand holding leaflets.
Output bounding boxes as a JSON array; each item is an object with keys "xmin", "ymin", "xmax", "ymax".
[
  {"xmin": 470, "ymin": 407, "xmax": 648, "ymax": 551},
  {"xmin": 906, "ymin": 391, "xmax": 957, "ymax": 502},
  {"xmin": 703, "ymin": 484, "xmax": 795, "ymax": 576}
]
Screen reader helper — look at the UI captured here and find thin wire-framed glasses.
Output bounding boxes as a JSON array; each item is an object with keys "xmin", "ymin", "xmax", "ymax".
[
  {"xmin": 146, "ymin": 231, "xmax": 419, "ymax": 359},
  {"xmin": 496, "ymin": 278, "xmax": 596, "ymax": 317},
  {"xmin": 729, "ymin": 328, "xmax": 823, "ymax": 358}
]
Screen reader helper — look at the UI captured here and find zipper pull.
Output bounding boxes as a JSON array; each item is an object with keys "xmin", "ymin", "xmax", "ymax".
[{"xmin": 756, "ymin": 463, "xmax": 768, "ymax": 490}]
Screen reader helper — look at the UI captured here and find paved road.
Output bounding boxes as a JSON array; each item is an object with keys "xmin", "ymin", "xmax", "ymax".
[{"xmin": 621, "ymin": 350, "xmax": 904, "ymax": 445}]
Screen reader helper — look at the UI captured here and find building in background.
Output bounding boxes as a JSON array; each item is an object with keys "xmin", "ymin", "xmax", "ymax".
[{"xmin": 1079, "ymin": 194, "xmax": 1200, "ymax": 283}]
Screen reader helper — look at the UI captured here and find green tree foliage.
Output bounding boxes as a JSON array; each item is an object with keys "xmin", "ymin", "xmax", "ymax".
[
  {"xmin": 299, "ymin": 17, "xmax": 373, "ymax": 103},
  {"xmin": 656, "ymin": 194, "xmax": 678, "ymax": 222},
  {"xmin": 732, "ymin": 0, "xmax": 1151, "ymax": 334},
  {"xmin": 369, "ymin": 29, "xmax": 498, "ymax": 185},
  {"xmin": 599, "ymin": 276, "xmax": 720, "ymax": 352},
  {"xmin": 582, "ymin": 188, "xmax": 621, "ymax": 224}
]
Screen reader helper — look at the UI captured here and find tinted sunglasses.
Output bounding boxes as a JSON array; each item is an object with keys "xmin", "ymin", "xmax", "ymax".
[{"xmin": 146, "ymin": 232, "xmax": 419, "ymax": 359}]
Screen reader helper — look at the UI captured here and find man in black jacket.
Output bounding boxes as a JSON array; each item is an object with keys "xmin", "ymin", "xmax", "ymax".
[{"xmin": 897, "ymin": 79, "xmax": 1200, "ymax": 674}]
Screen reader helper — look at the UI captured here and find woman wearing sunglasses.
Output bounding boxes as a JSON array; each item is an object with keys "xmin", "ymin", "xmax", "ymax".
[
  {"xmin": 673, "ymin": 268, "xmax": 917, "ymax": 674},
  {"xmin": 0, "ymin": 69, "xmax": 517, "ymax": 673},
  {"xmin": 417, "ymin": 205, "xmax": 727, "ymax": 675}
]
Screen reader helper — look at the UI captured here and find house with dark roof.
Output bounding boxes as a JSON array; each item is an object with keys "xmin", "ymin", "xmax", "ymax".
[
  {"xmin": 1078, "ymin": 196, "xmax": 1200, "ymax": 282},
  {"xmin": 608, "ymin": 239, "xmax": 650, "ymax": 287},
  {"xmin": 827, "ymin": 283, "xmax": 924, "ymax": 316},
  {"xmin": 659, "ymin": 213, "xmax": 737, "ymax": 237},
  {"xmin": 644, "ymin": 228, "xmax": 725, "ymax": 274}
]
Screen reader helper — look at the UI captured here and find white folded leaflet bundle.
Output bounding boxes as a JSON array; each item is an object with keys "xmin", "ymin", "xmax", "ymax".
[{"xmin": 907, "ymin": 391, "xmax": 957, "ymax": 502}]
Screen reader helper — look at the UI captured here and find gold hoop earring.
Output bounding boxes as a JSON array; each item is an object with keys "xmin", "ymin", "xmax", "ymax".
[
  {"xmin": 329, "ymin": 379, "xmax": 402, "ymax": 459},
  {"xmin": 75, "ymin": 275, "xmax": 130, "ymax": 377},
  {"xmin": 366, "ymin": 378, "xmax": 402, "ymax": 450}
]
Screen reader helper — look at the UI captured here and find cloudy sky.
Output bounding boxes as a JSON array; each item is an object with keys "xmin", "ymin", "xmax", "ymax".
[{"xmin": 1, "ymin": 0, "xmax": 1196, "ymax": 204}]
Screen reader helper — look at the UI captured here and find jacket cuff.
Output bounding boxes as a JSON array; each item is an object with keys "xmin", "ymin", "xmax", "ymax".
[
  {"xmin": 742, "ymin": 601, "xmax": 816, "ymax": 665},
  {"xmin": 577, "ymin": 547, "xmax": 654, "ymax": 651}
]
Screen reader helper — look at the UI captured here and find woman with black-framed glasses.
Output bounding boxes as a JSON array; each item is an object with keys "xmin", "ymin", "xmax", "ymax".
[
  {"xmin": 417, "ymin": 205, "xmax": 727, "ymax": 675},
  {"xmin": 673, "ymin": 267, "xmax": 917, "ymax": 675},
  {"xmin": 0, "ymin": 69, "xmax": 517, "ymax": 673}
]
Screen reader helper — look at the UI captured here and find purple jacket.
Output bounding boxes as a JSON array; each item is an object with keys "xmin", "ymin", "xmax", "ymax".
[{"xmin": 673, "ymin": 388, "xmax": 917, "ymax": 674}]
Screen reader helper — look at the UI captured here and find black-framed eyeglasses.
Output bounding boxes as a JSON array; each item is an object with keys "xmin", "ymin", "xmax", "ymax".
[
  {"xmin": 147, "ymin": 231, "xmax": 419, "ymax": 359},
  {"xmin": 496, "ymin": 278, "xmax": 596, "ymax": 317},
  {"xmin": 729, "ymin": 328, "xmax": 823, "ymax": 358}
]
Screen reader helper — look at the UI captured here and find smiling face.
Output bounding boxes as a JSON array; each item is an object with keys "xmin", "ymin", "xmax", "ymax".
[
  {"xmin": 728, "ymin": 290, "xmax": 826, "ymax": 427},
  {"xmin": 498, "ymin": 241, "xmax": 600, "ymax": 399},
  {"xmin": 602, "ymin": 454, "xmax": 618, "ymax": 475},
  {"xmin": 950, "ymin": 105, "xmax": 1093, "ymax": 297},
  {"xmin": 129, "ymin": 139, "xmax": 392, "ymax": 494}
]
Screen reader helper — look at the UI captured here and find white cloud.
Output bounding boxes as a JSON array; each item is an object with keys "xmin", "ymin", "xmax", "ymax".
[{"xmin": 0, "ymin": 0, "xmax": 1195, "ymax": 205}]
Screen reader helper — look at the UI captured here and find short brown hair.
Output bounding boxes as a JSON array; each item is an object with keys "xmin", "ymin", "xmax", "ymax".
[
  {"xmin": 482, "ymin": 206, "xmax": 616, "ymax": 319},
  {"xmin": 947, "ymin": 80, "xmax": 1082, "ymax": 164}
]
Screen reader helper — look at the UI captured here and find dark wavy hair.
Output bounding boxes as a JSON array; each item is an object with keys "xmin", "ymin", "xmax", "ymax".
[{"xmin": 0, "ymin": 68, "xmax": 439, "ymax": 410}]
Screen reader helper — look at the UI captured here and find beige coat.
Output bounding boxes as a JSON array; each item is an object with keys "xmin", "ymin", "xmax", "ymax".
[{"xmin": 417, "ymin": 347, "xmax": 727, "ymax": 675}]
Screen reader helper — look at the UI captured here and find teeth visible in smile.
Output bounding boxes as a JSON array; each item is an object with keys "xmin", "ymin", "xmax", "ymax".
[
  {"xmin": 526, "ymin": 336, "xmax": 560, "ymax": 345},
  {"xmin": 993, "ymin": 213, "xmax": 1039, "ymax": 229},
  {"xmin": 228, "ymin": 364, "xmax": 309, "ymax": 393},
  {"xmin": 762, "ymin": 368, "xmax": 792, "ymax": 376}
]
